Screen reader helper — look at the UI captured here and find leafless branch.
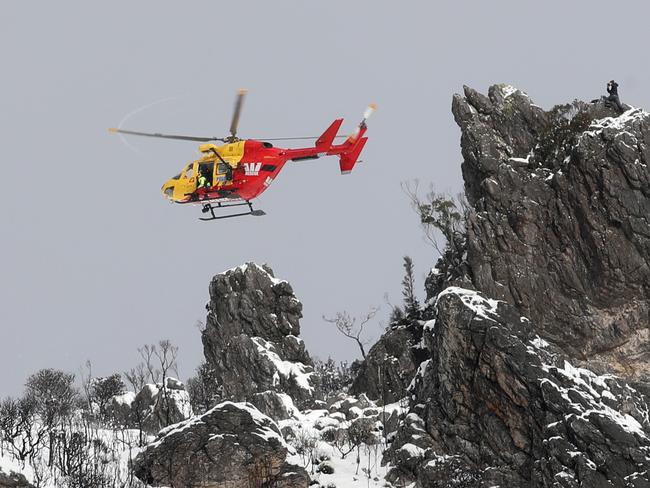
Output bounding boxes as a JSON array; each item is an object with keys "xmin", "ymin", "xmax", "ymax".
[{"xmin": 323, "ymin": 307, "xmax": 379, "ymax": 359}]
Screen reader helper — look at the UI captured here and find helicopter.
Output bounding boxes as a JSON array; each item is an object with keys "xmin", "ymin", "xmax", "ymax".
[{"xmin": 109, "ymin": 90, "xmax": 375, "ymax": 220}]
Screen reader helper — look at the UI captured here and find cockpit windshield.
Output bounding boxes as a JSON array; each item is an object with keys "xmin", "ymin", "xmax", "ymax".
[{"xmin": 183, "ymin": 164, "xmax": 194, "ymax": 179}]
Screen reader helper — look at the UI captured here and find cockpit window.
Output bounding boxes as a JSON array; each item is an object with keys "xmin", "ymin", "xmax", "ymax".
[{"xmin": 183, "ymin": 164, "xmax": 194, "ymax": 178}]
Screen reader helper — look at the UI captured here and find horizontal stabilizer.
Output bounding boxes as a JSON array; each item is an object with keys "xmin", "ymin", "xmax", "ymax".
[{"xmin": 339, "ymin": 137, "xmax": 367, "ymax": 174}]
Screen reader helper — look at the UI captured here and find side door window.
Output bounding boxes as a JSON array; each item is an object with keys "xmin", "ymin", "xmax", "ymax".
[{"xmin": 216, "ymin": 162, "xmax": 231, "ymax": 183}]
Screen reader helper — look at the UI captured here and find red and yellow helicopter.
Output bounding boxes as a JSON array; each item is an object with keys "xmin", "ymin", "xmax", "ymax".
[{"xmin": 109, "ymin": 90, "xmax": 375, "ymax": 220}]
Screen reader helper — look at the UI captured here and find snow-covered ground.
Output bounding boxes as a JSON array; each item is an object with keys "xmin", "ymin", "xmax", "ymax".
[
  {"xmin": 1, "ymin": 394, "xmax": 409, "ymax": 488},
  {"xmin": 280, "ymin": 399, "xmax": 409, "ymax": 488},
  {"xmin": 1, "ymin": 424, "xmax": 147, "ymax": 488}
]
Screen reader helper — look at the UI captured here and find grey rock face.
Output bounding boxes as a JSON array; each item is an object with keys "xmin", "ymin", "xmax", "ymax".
[
  {"xmin": 350, "ymin": 325, "xmax": 427, "ymax": 404},
  {"xmin": 387, "ymin": 287, "xmax": 650, "ymax": 487},
  {"xmin": 133, "ymin": 401, "xmax": 309, "ymax": 488},
  {"xmin": 453, "ymin": 84, "xmax": 650, "ymax": 381},
  {"xmin": 202, "ymin": 263, "xmax": 316, "ymax": 405},
  {"xmin": 250, "ymin": 390, "xmax": 297, "ymax": 421}
]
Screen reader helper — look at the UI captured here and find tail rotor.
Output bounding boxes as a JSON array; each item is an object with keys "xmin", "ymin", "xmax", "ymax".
[{"xmin": 349, "ymin": 103, "xmax": 377, "ymax": 142}]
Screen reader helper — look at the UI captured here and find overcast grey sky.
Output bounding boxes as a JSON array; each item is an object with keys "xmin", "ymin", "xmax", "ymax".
[{"xmin": 2, "ymin": 1, "xmax": 649, "ymax": 396}]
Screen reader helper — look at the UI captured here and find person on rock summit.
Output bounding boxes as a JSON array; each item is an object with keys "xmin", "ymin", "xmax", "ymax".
[{"xmin": 606, "ymin": 80, "xmax": 624, "ymax": 113}]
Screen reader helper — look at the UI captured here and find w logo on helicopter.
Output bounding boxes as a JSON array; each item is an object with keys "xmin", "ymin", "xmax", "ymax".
[{"xmin": 243, "ymin": 162, "xmax": 262, "ymax": 176}]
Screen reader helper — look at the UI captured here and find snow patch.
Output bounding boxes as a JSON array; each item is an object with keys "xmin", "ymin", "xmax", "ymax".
[
  {"xmin": 252, "ymin": 337, "xmax": 314, "ymax": 393},
  {"xmin": 423, "ymin": 319, "xmax": 436, "ymax": 335},
  {"xmin": 408, "ymin": 359, "xmax": 431, "ymax": 392},
  {"xmin": 501, "ymin": 85, "xmax": 519, "ymax": 98},
  {"xmin": 509, "ymin": 155, "xmax": 530, "ymax": 164},
  {"xmin": 112, "ymin": 391, "xmax": 135, "ymax": 407},
  {"xmin": 529, "ymin": 336, "xmax": 549, "ymax": 350},
  {"xmin": 539, "ymin": 360, "xmax": 647, "ymax": 440},
  {"xmin": 583, "ymin": 108, "xmax": 648, "ymax": 137},
  {"xmin": 436, "ymin": 287, "xmax": 501, "ymax": 322},
  {"xmin": 399, "ymin": 443, "xmax": 426, "ymax": 458}
]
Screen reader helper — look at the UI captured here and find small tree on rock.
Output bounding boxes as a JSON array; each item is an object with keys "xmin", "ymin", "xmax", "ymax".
[
  {"xmin": 323, "ymin": 307, "xmax": 378, "ymax": 359},
  {"xmin": 403, "ymin": 181, "xmax": 468, "ymax": 269},
  {"xmin": 401, "ymin": 256, "xmax": 420, "ymax": 319}
]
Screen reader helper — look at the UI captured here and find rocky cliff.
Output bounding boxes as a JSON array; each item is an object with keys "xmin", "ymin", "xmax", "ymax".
[
  {"xmin": 374, "ymin": 85, "xmax": 650, "ymax": 487},
  {"xmin": 454, "ymin": 85, "xmax": 650, "ymax": 383},
  {"xmin": 202, "ymin": 263, "xmax": 316, "ymax": 407},
  {"xmin": 133, "ymin": 263, "xmax": 317, "ymax": 488}
]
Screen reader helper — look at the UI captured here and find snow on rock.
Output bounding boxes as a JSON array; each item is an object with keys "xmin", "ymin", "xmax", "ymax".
[
  {"xmin": 251, "ymin": 390, "xmax": 299, "ymax": 422},
  {"xmin": 435, "ymin": 286, "xmax": 501, "ymax": 322},
  {"xmin": 223, "ymin": 262, "xmax": 289, "ymax": 286},
  {"xmin": 538, "ymin": 359, "xmax": 648, "ymax": 440},
  {"xmin": 399, "ymin": 443, "xmax": 426, "ymax": 459},
  {"xmin": 583, "ymin": 107, "xmax": 648, "ymax": 136},
  {"xmin": 501, "ymin": 84, "xmax": 520, "ymax": 98},
  {"xmin": 528, "ymin": 335, "xmax": 549, "ymax": 351},
  {"xmin": 422, "ymin": 319, "xmax": 436, "ymax": 335},
  {"xmin": 407, "ymin": 359, "xmax": 431, "ymax": 394},
  {"xmin": 252, "ymin": 337, "xmax": 314, "ymax": 393},
  {"xmin": 111, "ymin": 391, "xmax": 135, "ymax": 407}
]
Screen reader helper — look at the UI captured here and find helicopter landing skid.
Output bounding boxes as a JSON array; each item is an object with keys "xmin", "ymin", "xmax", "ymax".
[{"xmin": 199, "ymin": 200, "xmax": 266, "ymax": 221}]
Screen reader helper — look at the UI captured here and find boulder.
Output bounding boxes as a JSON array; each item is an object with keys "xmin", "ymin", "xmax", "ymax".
[
  {"xmin": 0, "ymin": 469, "xmax": 34, "ymax": 488},
  {"xmin": 103, "ymin": 391, "xmax": 134, "ymax": 426},
  {"xmin": 106, "ymin": 379, "xmax": 192, "ymax": 433},
  {"xmin": 133, "ymin": 401, "xmax": 309, "ymax": 488},
  {"xmin": 250, "ymin": 390, "xmax": 297, "ymax": 421},
  {"xmin": 350, "ymin": 324, "xmax": 426, "ymax": 403}
]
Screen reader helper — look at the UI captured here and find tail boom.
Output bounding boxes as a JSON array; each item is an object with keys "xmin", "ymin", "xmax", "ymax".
[{"xmin": 286, "ymin": 104, "xmax": 374, "ymax": 174}]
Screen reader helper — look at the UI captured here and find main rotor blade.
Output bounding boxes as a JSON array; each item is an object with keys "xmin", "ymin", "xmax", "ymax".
[
  {"xmin": 108, "ymin": 128, "xmax": 225, "ymax": 142},
  {"xmin": 229, "ymin": 89, "xmax": 247, "ymax": 139}
]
